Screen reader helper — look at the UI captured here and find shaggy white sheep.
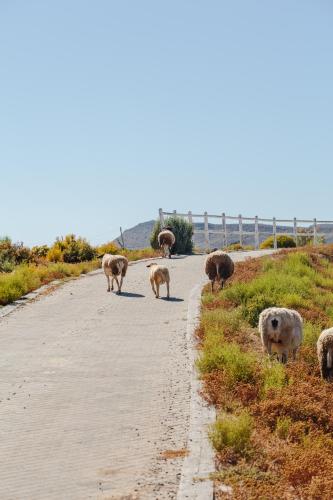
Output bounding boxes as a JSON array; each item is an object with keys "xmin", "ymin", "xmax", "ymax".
[
  {"xmin": 317, "ymin": 327, "xmax": 333, "ymax": 380},
  {"xmin": 146, "ymin": 263, "xmax": 170, "ymax": 299},
  {"xmin": 258, "ymin": 307, "xmax": 303, "ymax": 363},
  {"xmin": 158, "ymin": 227, "xmax": 175, "ymax": 259},
  {"xmin": 205, "ymin": 250, "xmax": 234, "ymax": 292},
  {"xmin": 102, "ymin": 254, "xmax": 128, "ymax": 294}
]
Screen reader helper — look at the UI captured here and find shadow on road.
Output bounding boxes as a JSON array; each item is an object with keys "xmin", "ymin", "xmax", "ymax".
[
  {"xmin": 160, "ymin": 297, "xmax": 184, "ymax": 302},
  {"xmin": 117, "ymin": 292, "xmax": 145, "ymax": 298}
]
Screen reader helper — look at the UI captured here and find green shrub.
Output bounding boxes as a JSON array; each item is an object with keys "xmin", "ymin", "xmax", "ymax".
[
  {"xmin": 275, "ymin": 417, "xmax": 293, "ymax": 440},
  {"xmin": 261, "ymin": 361, "xmax": 287, "ymax": 397},
  {"xmin": 242, "ymin": 294, "xmax": 277, "ymax": 327},
  {"xmin": 224, "ymin": 243, "xmax": 255, "ymax": 252},
  {"xmin": 303, "ymin": 322, "xmax": 321, "ymax": 347},
  {"xmin": 96, "ymin": 241, "xmax": 120, "ymax": 255},
  {"xmin": 0, "ymin": 237, "xmax": 31, "ymax": 272},
  {"xmin": 210, "ymin": 411, "xmax": 253, "ymax": 454},
  {"xmin": 197, "ymin": 342, "xmax": 257, "ymax": 385},
  {"xmin": 260, "ymin": 235, "xmax": 296, "ymax": 249},
  {"xmin": 150, "ymin": 216, "xmax": 194, "ymax": 254},
  {"xmin": 30, "ymin": 245, "xmax": 49, "ymax": 259},
  {"xmin": 47, "ymin": 234, "xmax": 96, "ymax": 263}
]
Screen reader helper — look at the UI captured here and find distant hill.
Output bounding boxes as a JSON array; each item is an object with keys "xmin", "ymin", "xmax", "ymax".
[
  {"xmin": 114, "ymin": 220, "xmax": 333, "ymax": 250},
  {"xmin": 114, "ymin": 220, "xmax": 156, "ymax": 249}
]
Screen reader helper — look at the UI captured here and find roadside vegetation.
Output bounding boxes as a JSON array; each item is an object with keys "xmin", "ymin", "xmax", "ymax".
[
  {"xmin": 260, "ymin": 232, "xmax": 325, "ymax": 249},
  {"xmin": 198, "ymin": 245, "xmax": 333, "ymax": 499},
  {"xmin": 223, "ymin": 243, "xmax": 254, "ymax": 252}
]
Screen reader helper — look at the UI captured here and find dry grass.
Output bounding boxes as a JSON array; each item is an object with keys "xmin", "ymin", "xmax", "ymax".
[
  {"xmin": 160, "ymin": 449, "xmax": 189, "ymax": 459},
  {"xmin": 198, "ymin": 245, "xmax": 333, "ymax": 499}
]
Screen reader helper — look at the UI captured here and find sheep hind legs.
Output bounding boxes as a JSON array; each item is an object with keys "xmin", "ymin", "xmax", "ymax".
[
  {"xmin": 113, "ymin": 276, "xmax": 121, "ymax": 294},
  {"xmin": 150, "ymin": 278, "xmax": 158, "ymax": 298}
]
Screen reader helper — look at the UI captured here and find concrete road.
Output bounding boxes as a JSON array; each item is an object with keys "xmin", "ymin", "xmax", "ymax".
[{"xmin": 0, "ymin": 251, "xmax": 271, "ymax": 500}]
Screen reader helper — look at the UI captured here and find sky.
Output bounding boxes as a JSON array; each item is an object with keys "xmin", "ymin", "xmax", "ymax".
[{"xmin": 1, "ymin": 0, "xmax": 333, "ymax": 246}]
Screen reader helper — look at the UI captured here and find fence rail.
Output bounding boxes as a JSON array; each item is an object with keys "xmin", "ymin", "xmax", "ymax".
[{"xmin": 159, "ymin": 209, "xmax": 333, "ymax": 250}]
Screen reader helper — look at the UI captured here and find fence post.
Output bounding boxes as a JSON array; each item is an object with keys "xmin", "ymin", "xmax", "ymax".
[
  {"xmin": 159, "ymin": 208, "xmax": 164, "ymax": 226},
  {"xmin": 204, "ymin": 211, "xmax": 209, "ymax": 250},
  {"xmin": 188, "ymin": 210, "xmax": 193, "ymax": 225},
  {"xmin": 273, "ymin": 217, "xmax": 277, "ymax": 249},
  {"xmin": 293, "ymin": 217, "xmax": 297, "ymax": 246},
  {"xmin": 255, "ymin": 216, "xmax": 259, "ymax": 249},
  {"xmin": 238, "ymin": 214, "xmax": 243, "ymax": 246},
  {"xmin": 313, "ymin": 218, "xmax": 317, "ymax": 245},
  {"xmin": 222, "ymin": 213, "xmax": 227, "ymax": 248}
]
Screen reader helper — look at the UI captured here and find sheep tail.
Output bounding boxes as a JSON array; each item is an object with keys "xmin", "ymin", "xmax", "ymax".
[{"xmin": 327, "ymin": 348, "xmax": 333, "ymax": 369}]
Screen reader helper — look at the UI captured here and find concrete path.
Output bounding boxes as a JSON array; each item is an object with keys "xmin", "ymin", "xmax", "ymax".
[{"xmin": 0, "ymin": 251, "xmax": 271, "ymax": 500}]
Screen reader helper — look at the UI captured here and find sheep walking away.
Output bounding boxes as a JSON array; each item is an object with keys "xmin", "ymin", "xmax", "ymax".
[
  {"xmin": 158, "ymin": 227, "xmax": 175, "ymax": 258},
  {"xmin": 147, "ymin": 263, "xmax": 170, "ymax": 299},
  {"xmin": 102, "ymin": 254, "xmax": 128, "ymax": 294},
  {"xmin": 205, "ymin": 250, "xmax": 234, "ymax": 292}
]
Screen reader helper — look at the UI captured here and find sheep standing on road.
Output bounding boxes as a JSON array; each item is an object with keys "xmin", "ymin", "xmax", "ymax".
[
  {"xmin": 102, "ymin": 254, "xmax": 128, "ymax": 294},
  {"xmin": 258, "ymin": 307, "xmax": 303, "ymax": 363},
  {"xmin": 158, "ymin": 227, "xmax": 176, "ymax": 259},
  {"xmin": 317, "ymin": 328, "xmax": 333, "ymax": 380},
  {"xmin": 205, "ymin": 250, "xmax": 234, "ymax": 292},
  {"xmin": 147, "ymin": 263, "xmax": 170, "ymax": 299}
]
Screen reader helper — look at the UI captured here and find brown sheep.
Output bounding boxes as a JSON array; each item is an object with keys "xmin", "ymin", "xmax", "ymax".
[{"xmin": 205, "ymin": 250, "xmax": 234, "ymax": 292}]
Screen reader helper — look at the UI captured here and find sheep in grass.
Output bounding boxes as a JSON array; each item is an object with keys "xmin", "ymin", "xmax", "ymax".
[
  {"xmin": 258, "ymin": 307, "xmax": 303, "ymax": 364},
  {"xmin": 158, "ymin": 227, "xmax": 176, "ymax": 259},
  {"xmin": 205, "ymin": 250, "xmax": 234, "ymax": 292},
  {"xmin": 147, "ymin": 263, "xmax": 170, "ymax": 299},
  {"xmin": 317, "ymin": 328, "xmax": 333, "ymax": 380},
  {"xmin": 102, "ymin": 254, "xmax": 128, "ymax": 294}
]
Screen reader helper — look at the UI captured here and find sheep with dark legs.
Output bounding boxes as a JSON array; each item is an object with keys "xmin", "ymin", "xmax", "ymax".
[
  {"xmin": 205, "ymin": 250, "xmax": 234, "ymax": 292},
  {"xmin": 259, "ymin": 307, "xmax": 303, "ymax": 363},
  {"xmin": 102, "ymin": 254, "xmax": 128, "ymax": 294},
  {"xmin": 317, "ymin": 327, "xmax": 333, "ymax": 380}
]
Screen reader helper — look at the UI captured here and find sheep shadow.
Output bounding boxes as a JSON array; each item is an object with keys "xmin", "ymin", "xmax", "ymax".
[
  {"xmin": 115, "ymin": 292, "xmax": 145, "ymax": 298},
  {"xmin": 160, "ymin": 297, "xmax": 184, "ymax": 302},
  {"xmin": 168, "ymin": 255, "xmax": 187, "ymax": 260}
]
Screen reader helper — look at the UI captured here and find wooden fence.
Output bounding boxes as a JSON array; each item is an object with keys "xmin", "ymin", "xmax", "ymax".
[{"xmin": 159, "ymin": 209, "xmax": 333, "ymax": 250}]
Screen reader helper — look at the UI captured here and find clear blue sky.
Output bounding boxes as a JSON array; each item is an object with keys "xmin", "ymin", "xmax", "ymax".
[{"xmin": 1, "ymin": 1, "xmax": 332, "ymax": 246}]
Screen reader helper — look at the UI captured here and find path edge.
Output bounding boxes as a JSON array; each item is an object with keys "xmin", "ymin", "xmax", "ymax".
[
  {"xmin": 177, "ymin": 282, "xmax": 215, "ymax": 500},
  {"xmin": 0, "ymin": 256, "xmax": 163, "ymax": 320}
]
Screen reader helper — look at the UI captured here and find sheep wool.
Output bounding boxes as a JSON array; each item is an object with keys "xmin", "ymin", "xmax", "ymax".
[
  {"xmin": 258, "ymin": 307, "xmax": 303, "ymax": 363},
  {"xmin": 205, "ymin": 250, "xmax": 234, "ymax": 292},
  {"xmin": 102, "ymin": 254, "xmax": 128, "ymax": 294},
  {"xmin": 158, "ymin": 229, "xmax": 176, "ymax": 258},
  {"xmin": 317, "ymin": 327, "xmax": 333, "ymax": 380},
  {"xmin": 147, "ymin": 263, "xmax": 170, "ymax": 299}
]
